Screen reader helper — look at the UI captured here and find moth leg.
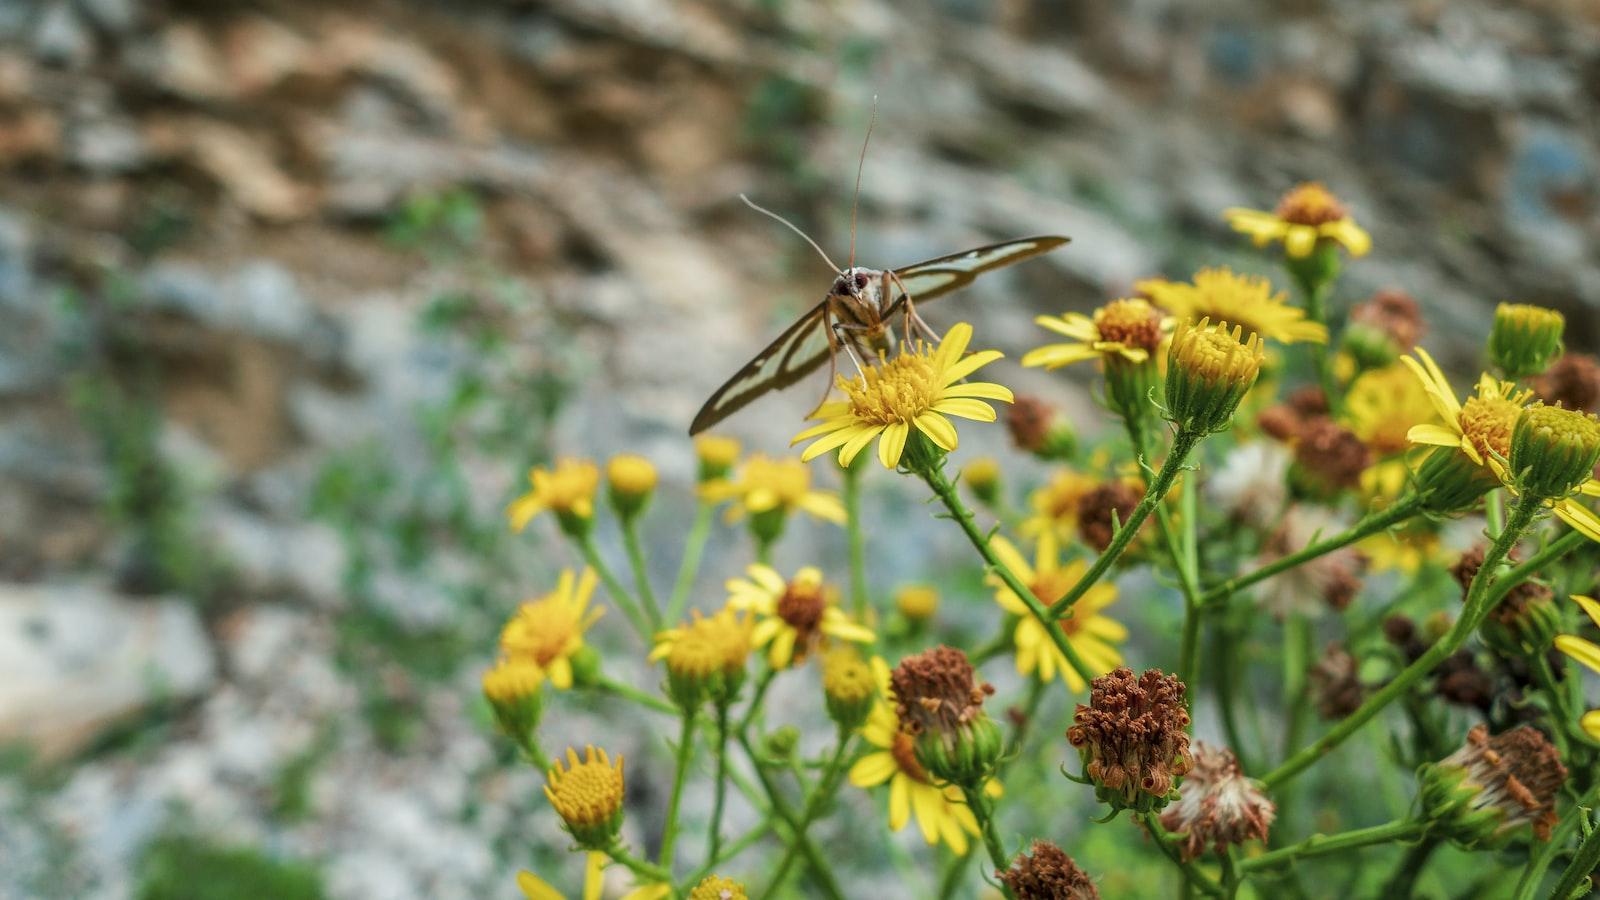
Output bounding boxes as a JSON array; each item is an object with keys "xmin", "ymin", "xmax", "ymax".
[
  {"xmin": 888, "ymin": 271, "xmax": 942, "ymax": 344},
  {"xmin": 833, "ymin": 321, "xmax": 869, "ymax": 376},
  {"xmin": 810, "ymin": 305, "xmax": 843, "ymax": 416}
]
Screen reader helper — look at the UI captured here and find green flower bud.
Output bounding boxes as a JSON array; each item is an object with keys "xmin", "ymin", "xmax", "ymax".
[
  {"xmin": 1416, "ymin": 724, "xmax": 1565, "ymax": 850},
  {"xmin": 605, "ymin": 454, "xmax": 657, "ymax": 521},
  {"xmin": 1508, "ymin": 404, "xmax": 1600, "ymax": 500},
  {"xmin": 1165, "ymin": 318, "xmax": 1264, "ymax": 435},
  {"xmin": 1413, "ymin": 446, "xmax": 1500, "ymax": 515},
  {"xmin": 764, "ymin": 725, "xmax": 800, "ymax": 760},
  {"xmin": 482, "ymin": 658, "xmax": 544, "ymax": 748},
  {"xmin": 568, "ymin": 644, "xmax": 603, "ymax": 688},
  {"xmin": 820, "ymin": 648, "xmax": 876, "ymax": 734},
  {"xmin": 891, "ymin": 646, "xmax": 1004, "ymax": 788},
  {"xmin": 1489, "ymin": 303, "xmax": 1564, "ymax": 380}
]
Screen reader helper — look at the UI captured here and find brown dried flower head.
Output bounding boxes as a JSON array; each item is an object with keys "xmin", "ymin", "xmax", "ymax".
[
  {"xmin": 1309, "ymin": 643, "xmax": 1365, "ymax": 720},
  {"xmin": 1426, "ymin": 724, "xmax": 1567, "ymax": 844},
  {"xmin": 1067, "ymin": 667, "xmax": 1193, "ymax": 811},
  {"xmin": 1158, "ymin": 742, "xmax": 1275, "ymax": 860},
  {"xmin": 891, "ymin": 645, "xmax": 994, "ymax": 739},
  {"xmin": 1532, "ymin": 353, "xmax": 1600, "ymax": 414},
  {"xmin": 1451, "ymin": 545, "xmax": 1554, "ymax": 630},
  {"xmin": 1000, "ymin": 840, "xmax": 1101, "ymax": 900},
  {"xmin": 1008, "ymin": 395, "xmax": 1058, "ymax": 453},
  {"xmin": 1256, "ymin": 506, "xmax": 1367, "ymax": 616},
  {"xmin": 1349, "ymin": 289, "xmax": 1426, "ymax": 351},
  {"xmin": 1256, "ymin": 386, "xmax": 1328, "ymax": 443},
  {"xmin": 1291, "ymin": 417, "xmax": 1371, "ymax": 495},
  {"xmin": 1077, "ymin": 479, "xmax": 1144, "ymax": 552}
]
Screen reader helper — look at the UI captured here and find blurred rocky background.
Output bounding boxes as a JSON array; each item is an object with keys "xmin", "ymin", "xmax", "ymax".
[{"xmin": 0, "ymin": 0, "xmax": 1597, "ymax": 897}]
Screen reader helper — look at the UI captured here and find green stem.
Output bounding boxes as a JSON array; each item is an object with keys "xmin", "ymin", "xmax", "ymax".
[
  {"xmin": 1486, "ymin": 529, "xmax": 1589, "ymax": 609},
  {"xmin": 665, "ymin": 501, "xmax": 715, "ymax": 624},
  {"xmin": 707, "ymin": 704, "xmax": 731, "ymax": 861},
  {"xmin": 621, "ymin": 517, "xmax": 662, "ymax": 629},
  {"xmin": 1047, "ymin": 428, "xmax": 1205, "ymax": 619},
  {"xmin": 762, "ymin": 732, "xmax": 854, "ymax": 898},
  {"xmin": 1383, "ymin": 835, "xmax": 1440, "ymax": 899},
  {"xmin": 1547, "ymin": 815, "xmax": 1600, "ymax": 900},
  {"xmin": 1239, "ymin": 820, "xmax": 1426, "ymax": 872},
  {"xmin": 1263, "ymin": 493, "xmax": 1540, "ymax": 789},
  {"xmin": 1200, "ymin": 494, "xmax": 1424, "ymax": 606},
  {"xmin": 577, "ymin": 533, "xmax": 652, "ymax": 640},
  {"xmin": 843, "ymin": 459, "xmax": 871, "ymax": 619},
  {"xmin": 1513, "ymin": 782, "xmax": 1600, "ymax": 900},
  {"xmin": 737, "ymin": 668, "xmax": 777, "ymax": 736},
  {"xmin": 605, "ymin": 844, "xmax": 673, "ymax": 883},
  {"xmin": 921, "ymin": 466, "xmax": 1096, "ymax": 688},
  {"xmin": 656, "ymin": 712, "xmax": 697, "ymax": 869},
  {"xmin": 1296, "ymin": 274, "xmax": 1342, "ymax": 415},
  {"xmin": 1280, "ymin": 615, "xmax": 1312, "ymax": 764},
  {"xmin": 936, "ymin": 851, "xmax": 975, "ymax": 900},
  {"xmin": 683, "ymin": 820, "xmax": 773, "ymax": 889},
  {"xmin": 961, "ymin": 785, "xmax": 1016, "ymax": 900},
  {"xmin": 1141, "ymin": 814, "xmax": 1224, "ymax": 897},
  {"xmin": 1531, "ymin": 652, "xmax": 1574, "ymax": 759},
  {"xmin": 595, "ymin": 676, "xmax": 678, "ymax": 715},
  {"xmin": 737, "ymin": 733, "xmax": 845, "ymax": 900}
]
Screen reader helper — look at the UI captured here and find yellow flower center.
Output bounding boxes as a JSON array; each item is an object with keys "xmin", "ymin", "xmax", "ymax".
[
  {"xmin": 481, "ymin": 659, "xmax": 544, "ymax": 702},
  {"xmin": 545, "ymin": 747, "xmax": 624, "ymax": 827},
  {"xmin": 843, "ymin": 348, "xmax": 941, "ymax": 426},
  {"xmin": 689, "ymin": 875, "xmax": 747, "ymax": 900},
  {"xmin": 1173, "ymin": 321, "xmax": 1262, "ymax": 388},
  {"xmin": 536, "ymin": 459, "xmax": 599, "ymax": 512},
  {"xmin": 503, "ymin": 595, "xmax": 582, "ymax": 667},
  {"xmin": 821, "ymin": 649, "xmax": 875, "ymax": 704},
  {"xmin": 606, "ymin": 454, "xmax": 657, "ymax": 496},
  {"xmin": 891, "ymin": 730, "xmax": 933, "ymax": 783},
  {"xmin": 1460, "ymin": 395, "xmax": 1521, "ymax": 462},
  {"xmin": 1095, "ymin": 299, "xmax": 1164, "ymax": 352},
  {"xmin": 667, "ymin": 628, "xmax": 724, "ymax": 681},
  {"xmin": 1274, "ymin": 181, "xmax": 1348, "ymax": 225}
]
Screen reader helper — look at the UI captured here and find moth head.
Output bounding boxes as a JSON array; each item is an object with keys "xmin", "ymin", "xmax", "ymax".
[{"xmin": 833, "ymin": 268, "xmax": 874, "ymax": 298}]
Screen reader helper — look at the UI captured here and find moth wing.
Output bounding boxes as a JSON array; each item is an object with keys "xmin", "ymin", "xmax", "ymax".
[
  {"xmin": 689, "ymin": 303, "xmax": 833, "ymax": 435},
  {"xmin": 887, "ymin": 235, "xmax": 1070, "ymax": 309}
]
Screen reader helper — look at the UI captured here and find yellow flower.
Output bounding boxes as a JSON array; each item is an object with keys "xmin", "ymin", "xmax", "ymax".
[
  {"xmin": 482, "ymin": 657, "xmax": 544, "ymax": 738},
  {"xmin": 1224, "ymin": 182, "xmax": 1372, "ymax": 258},
  {"xmin": 1139, "ymin": 268, "xmax": 1326, "ymax": 345},
  {"xmin": 606, "ymin": 454, "xmax": 657, "ymax": 507},
  {"xmin": 508, "ymin": 459, "xmax": 600, "ymax": 532},
  {"xmin": 500, "ymin": 569, "xmax": 604, "ymax": 689},
  {"xmin": 821, "ymin": 646, "xmax": 878, "ymax": 731},
  {"xmin": 792, "ymin": 322, "xmax": 1012, "ymax": 469},
  {"xmin": 689, "ymin": 875, "xmax": 746, "ymax": 900},
  {"xmin": 1554, "ymin": 596, "xmax": 1600, "ymax": 741},
  {"xmin": 702, "ymin": 454, "xmax": 845, "ymax": 524},
  {"xmin": 517, "ymin": 858, "xmax": 670, "ymax": 900},
  {"xmin": 1344, "ymin": 363, "xmax": 1440, "ymax": 458},
  {"xmin": 847, "ymin": 657, "xmax": 1002, "ymax": 853},
  {"xmin": 986, "ymin": 534, "xmax": 1125, "ymax": 692},
  {"xmin": 694, "ymin": 434, "xmax": 742, "ymax": 483},
  {"xmin": 1358, "ymin": 517, "xmax": 1440, "ymax": 574},
  {"xmin": 894, "ymin": 584, "xmax": 940, "ymax": 622},
  {"xmin": 544, "ymin": 745, "xmax": 625, "ymax": 849},
  {"xmin": 648, "ymin": 605, "xmax": 753, "ymax": 708},
  {"xmin": 1019, "ymin": 466, "xmax": 1098, "ymax": 546},
  {"xmin": 1402, "ymin": 349, "xmax": 1532, "ymax": 478},
  {"xmin": 1021, "ymin": 298, "xmax": 1173, "ymax": 369},
  {"xmin": 726, "ymin": 564, "xmax": 874, "ymax": 668}
]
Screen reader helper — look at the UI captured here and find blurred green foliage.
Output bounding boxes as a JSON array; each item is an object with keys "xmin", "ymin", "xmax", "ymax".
[{"xmin": 136, "ymin": 834, "xmax": 324, "ymax": 900}]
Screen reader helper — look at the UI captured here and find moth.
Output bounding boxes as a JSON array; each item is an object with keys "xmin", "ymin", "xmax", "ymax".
[{"xmin": 689, "ymin": 200, "xmax": 1069, "ymax": 436}]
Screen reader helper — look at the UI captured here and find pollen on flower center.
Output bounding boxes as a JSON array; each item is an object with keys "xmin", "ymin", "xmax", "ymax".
[
  {"xmin": 843, "ymin": 351, "xmax": 941, "ymax": 426},
  {"xmin": 544, "ymin": 746, "xmax": 625, "ymax": 831},
  {"xmin": 1095, "ymin": 299, "xmax": 1164, "ymax": 352},
  {"xmin": 1274, "ymin": 182, "xmax": 1347, "ymax": 226},
  {"xmin": 890, "ymin": 730, "xmax": 932, "ymax": 783},
  {"xmin": 777, "ymin": 581, "xmax": 826, "ymax": 632},
  {"xmin": 1460, "ymin": 395, "xmax": 1520, "ymax": 461}
]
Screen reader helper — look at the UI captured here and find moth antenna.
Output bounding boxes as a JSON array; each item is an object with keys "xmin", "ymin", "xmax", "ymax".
[
  {"xmin": 740, "ymin": 193, "xmax": 841, "ymax": 274},
  {"xmin": 848, "ymin": 96, "xmax": 878, "ymax": 270}
]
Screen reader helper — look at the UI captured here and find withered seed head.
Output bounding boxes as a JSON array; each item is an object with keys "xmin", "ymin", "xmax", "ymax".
[
  {"xmin": 1067, "ymin": 667, "xmax": 1193, "ymax": 813},
  {"xmin": 1158, "ymin": 742, "xmax": 1275, "ymax": 860},
  {"xmin": 1419, "ymin": 724, "xmax": 1567, "ymax": 848},
  {"xmin": 1532, "ymin": 353, "xmax": 1600, "ymax": 414},
  {"xmin": 1078, "ymin": 480, "xmax": 1144, "ymax": 552},
  {"xmin": 1000, "ymin": 840, "xmax": 1101, "ymax": 900},
  {"xmin": 1291, "ymin": 417, "xmax": 1371, "ymax": 496},
  {"xmin": 1309, "ymin": 643, "xmax": 1365, "ymax": 720},
  {"xmin": 891, "ymin": 645, "xmax": 993, "ymax": 737}
]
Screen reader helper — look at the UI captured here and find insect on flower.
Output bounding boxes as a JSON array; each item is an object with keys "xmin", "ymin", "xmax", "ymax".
[{"xmin": 689, "ymin": 111, "xmax": 1069, "ymax": 434}]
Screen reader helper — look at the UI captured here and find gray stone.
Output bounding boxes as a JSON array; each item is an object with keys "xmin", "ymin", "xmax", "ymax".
[
  {"xmin": 31, "ymin": 2, "xmax": 92, "ymax": 68},
  {"xmin": 0, "ymin": 581, "xmax": 217, "ymax": 761}
]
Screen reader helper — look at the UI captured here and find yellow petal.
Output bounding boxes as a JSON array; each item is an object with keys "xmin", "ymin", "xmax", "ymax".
[
  {"xmin": 836, "ymin": 427, "xmax": 882, "ymax": 468},
  {"xmin": 518, "ymin": 871, "xmax": 564, "ymax": 900},
  {"xmin": 1284, "ymin": 224, "xmax": 1317, "ymax": 258},
  {"xmin": 932, "ymin": 397, "xmax": 998, "ymax": 422},
  {"xmin": 1407, "ymin": 423, "xmax": 1463, "ymax": 448},
  {"xmin": 910, "ymin": 783, "xmax": 941, "ymax": 844},
  {"xmin": 1553, "ymin": 500, "xmax": 1600, "ymax": 544},
  {"xmin": 878, "ymin": 421, "xmax": 909, "ymax": 469},
  {"xmin": 583, "ymin": 853, "xmax": 606, "ymax": 900},
  {"xmin": 1582, "ymin": 710, "xmax": 1600, "ymax": 742},
  {"xmin": 1555, "ymin": 634, "xmax": 1600, "ymax": 676},
  {"xmin": 942, "ymin": 349, "xmax": 1005, "ymax": 386},
  {"xmin": 850, "ymin": 752, "xmax": 899, "ymax": 788},
  {"xmin": 888, "ymin": 773, "xmax": 911, "ymax": 831},
  {"xmin": 943, "ymin": 381, "xmax": 1014, "ymax": 401},
  {"xmin": 914, "ymin": 412, "xmax": 959, "ymax": 451},
  {"xmin": 933, "ymin": 322, "xmax": 974, "ymax": 371},
  {"xmin": 1573, "ymin": 595, "xmax": 1600, "ymax": 631}
]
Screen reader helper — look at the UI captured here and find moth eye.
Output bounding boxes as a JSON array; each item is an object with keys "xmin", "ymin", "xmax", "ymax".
[{"xmin": 854, "ymin": 272, "xmax": 871, "ymax": 289}]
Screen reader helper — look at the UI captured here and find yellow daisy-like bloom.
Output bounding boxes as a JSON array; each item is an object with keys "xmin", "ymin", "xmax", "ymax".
[
  {"xmin": 544, "ymin": 745, "xmax": 625, "ymax": 849},
  {"xmin": 701, "ymin": 454, "xmax": 845, "ymax": 524},
  {"xmin": 689, "ymin": 875, "xmax": 746, "ymax": 900},
  {"xmin": 1359, "ymin": 517, "xmax": 1441, "ymax": 574},
  {"xmin": 648, "ymin": 605, "xmax": 753, "ymax": 675},
  {"xmin": 725, "ymin": 564, "xmax": 874, "ymax": 668},
  {"xmin": 508, "ymin": 458, "xmax": 600, "ymax": 532},
  {"xmin": 500, "ymin": 569, "xmax": 604, "ymax": 689},
  {"xmin": 1224, "ymin": 182, "xmax": 1372, "ymax": 259},
  {"xmin": 1554, "ymin": 596, "xmax": 1600, "ymax": 741},
  {"xmin": 793, "ymin": 322, "xmax": 1013, "ymax": 469},
  {"xmin": 1344, "ymin": 363, "xmax": 1441, "ymax": 458},
  {"xmin": 517, "ymin": 859, "xmax": 670, "ymax": 900},
  {"xmin": 1019, "ymin": 466, "xmax": 1099, "ymax": 546},
  {"xmin": 986, "ymin": 534, "xmax": 1125, "ymax": 692},
  {"xmin": 1403, "ymin": 348, "xmax": 1600, "ymax": 537},
  {"xmin": 1021, "ymin": 298, "xmax": 1173, "ymax": 369},
  {"xmin": 1138, "ymin": 268, "xmax": 1326, "ymax": 345},
  {"xmin": 847, "ymin": 657, "xmax": 1002, "ymax": 853}
]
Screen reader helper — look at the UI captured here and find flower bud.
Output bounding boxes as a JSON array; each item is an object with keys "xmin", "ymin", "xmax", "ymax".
[
  {"xmin": 890, "ymin": 646, "xmax": 1003, "ymax": 787},
  {"xmin": 1488, "ymin": 303, "xmax": 1564, "ymax": 380},
  {"xmin": 482, "ymin": 658, "xmax": 544, "ymax": 746},
  {"xmin": 1158, "ymin": 743, "xmax": 1275, "ymax": 860},
  {"xmin": 652, "ymin": 607, "xmax": 753, "ymax": 711},
  {"xmin": 764, "ymin": 725, "xmax": 800, "ymax": 760},
  {"xmin": 1416, "ymin": 724, "xmax": 1565, "ymax": 849},
  {"xmin": 1508, "ymin": 404, "xmax": 1600, "ymax": 500},
  {"xmin": 894, "ymin": 584, "xmax": 940, "ymax": 624},
  {"xmin": 1000, "ymin": 840, "xmax": 1102, "ymax": 900},
  {"xmin": 820, "ymin": 648, "xmax": 876, "ymax": 733},
  {"xmin": 605, "ymin": 454, "xmax": 657, "ymax": 520},
  {"xmin": 1007, "ymin": 395, "xmax": 1078, "ymax": 462},
  {"xmin": 508, "ymin": 458, "xmax": 599, "ymax": 538},
  {"xmin": 544, "ymin": 745, "xmax": 626, "ymax": 850},
  {"xmin": 689, "ymin": 875, "xmax": 747, "ymax": 900},
  {"xmin": 962, "ymin": 457, "xmax": 1003, "ymax": 506},
  {"xmin": 1165, "ymin": 318, "xmax": 1264, "ymax": 435},
  {"xmin": 568, "ymin": 644, "xmax": 603, "ymax": 688},
  {"xmin": 694, "ymin": 434, "xmax": 741, "ymax": 483},
  {"xmin": 1067, "ymin": 667, "xmax": 1193, "ymax": 814},
  {"xmin": 1413, "ymin": 446, "xmax": 1499, "ymax": 515}
]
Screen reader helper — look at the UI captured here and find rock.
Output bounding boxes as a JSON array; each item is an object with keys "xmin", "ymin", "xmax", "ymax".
[
  {"xmin": 73, "ymin": 0, "xmax": 137, "ymax": 36},
  {"xmin": 209, "ymin": 510, "xmax": 347, "ymax": 608},
  {"xmin": 182, "ymin": 121, "xmax": 316, "ymax": 222},
  {"xmin": 65, "ymin": 114, "xmax": 146, "ymax": 173},
  {"xmin": 0, "ymin": 581, "xmax": 217, "ymax": 761},
  {"xmin": 138, "ymin": 260, "xmax": 327, "ymax": 348},
  {"xmin": 31, "ymin": 2, "xmax": 92, "ymax": 69}
]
